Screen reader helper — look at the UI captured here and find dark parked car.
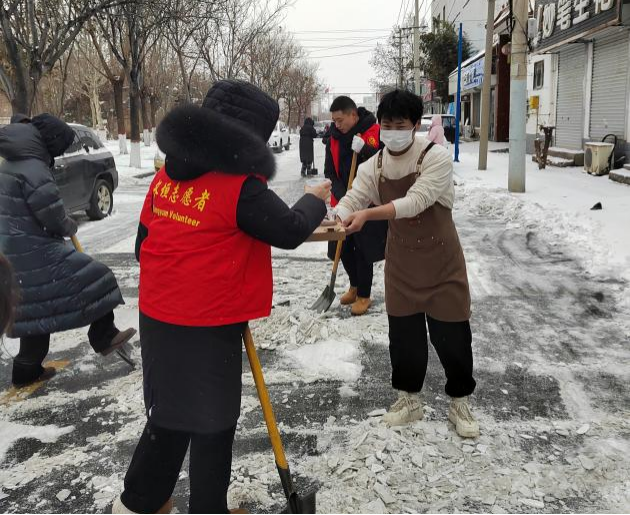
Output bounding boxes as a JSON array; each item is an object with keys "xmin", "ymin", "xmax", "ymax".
[{"xmin": 53, "ymin": 124, "xmax": 119, "ymax": 220}]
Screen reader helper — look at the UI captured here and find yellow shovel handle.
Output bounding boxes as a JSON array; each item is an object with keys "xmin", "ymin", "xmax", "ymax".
[
  {"xmin": 243, "ymin": 326, "xmax": 289, "ymax": 470},
  {"xmin": 71, "ymin": 235, "xmax": 83, "ymax": 253}
]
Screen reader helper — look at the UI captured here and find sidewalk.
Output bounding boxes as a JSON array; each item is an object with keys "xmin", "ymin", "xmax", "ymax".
[{"xmin": 452, "ymin": 140, "xmax": 630, "ymax": 287}]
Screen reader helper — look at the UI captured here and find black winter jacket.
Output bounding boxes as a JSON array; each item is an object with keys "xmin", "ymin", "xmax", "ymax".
[
  {"xmin": 0, "ymin": 123, "xmax": 123, "ymax": 337},
  {"xmin": 299, "ymin": 119, "xmax": 317, "ymax": 164}
]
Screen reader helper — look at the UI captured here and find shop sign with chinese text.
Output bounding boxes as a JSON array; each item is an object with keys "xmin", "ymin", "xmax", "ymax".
[
  {"xmin": 533, "ymin": 0, "xmax": 622, "ymax": 52},
  {"xmin": 462, "ymin": 58, "xmax": 484, "ymax": 91}
]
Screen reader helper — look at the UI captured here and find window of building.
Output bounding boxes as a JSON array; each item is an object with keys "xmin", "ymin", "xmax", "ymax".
[{"xmin": 533, "ymin": 60, "xmax": 544, "ymax": 90}]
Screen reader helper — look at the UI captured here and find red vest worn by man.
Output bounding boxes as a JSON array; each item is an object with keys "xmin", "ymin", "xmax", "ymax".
[
  {"xmin": 138, "ymin": 168, "xmax": 272, "ymax": 326},
  {"xmin": 329, "ymin": 124, "xmax": 380, "ymax": 206}
]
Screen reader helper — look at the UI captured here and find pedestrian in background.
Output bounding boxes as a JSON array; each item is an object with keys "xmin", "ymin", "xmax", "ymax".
[
  {"xmin": 428, "ymin": 114, "xmax": 446, "ymax": 146},
  {"xmin": 299, "ymin": 117, "xmax": 317, "ymax": 176}
]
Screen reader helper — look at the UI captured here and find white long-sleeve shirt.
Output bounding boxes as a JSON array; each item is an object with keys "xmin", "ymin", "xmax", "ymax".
[{"xmin": 336, "ymin": 136, "xmax": 454, "ymax": 221}]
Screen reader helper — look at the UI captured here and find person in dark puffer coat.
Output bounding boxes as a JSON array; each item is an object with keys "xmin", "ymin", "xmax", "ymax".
[
  {"xmin": 0, "ymin": 114, "xmax": 136, "ymax": 387},
  {"xmin": 299, "ymin": 117, "xmax": 317, "ymax": 175},
  {"xmin": 113, "ymin": 80, "xmax": 329, "ymax": 514}
]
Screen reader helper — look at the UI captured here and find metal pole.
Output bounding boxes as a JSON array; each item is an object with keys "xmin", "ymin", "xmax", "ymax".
[
  {"xmin": 508, "ymin": 0, "xmax": 527, "ymax": 192},
  {"xmin": 478, "ymin": 0, "xmax": 496, "ymax": 170},
  {"xmin": 398, "ymin": 29, "xmax": 405, "ymax": 89},
  {"xmin": 454, "ymin": 23, "xmax": 463, "ymax": 163},
  {"xmin": 414, "ymin": 0, "xmax": 421, "ymax": 96}
]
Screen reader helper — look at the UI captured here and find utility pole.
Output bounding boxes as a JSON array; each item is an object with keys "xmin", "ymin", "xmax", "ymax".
[
  {"xmin": 508, "ymin": 0, "xmax": 527, "ymax": 192},
  {"xmin": 396, "ymin": 28, "xmax": 404, "ymax": 88},
  {"xmin": 413, "ymin": 0, "xmax": 421, "ymax": 96},
  {"xmin": 478, "ymin": 0, "xmax": 496, "ymax": 170},
  {"xmin": 454, "ymin": 23, "xmax": 463, "ymax": 163}
]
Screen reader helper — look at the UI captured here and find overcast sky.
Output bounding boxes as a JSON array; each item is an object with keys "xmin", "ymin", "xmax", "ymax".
[{"xmin": 282, "ymin": 0, "xmax": 431, "ymax": 104}]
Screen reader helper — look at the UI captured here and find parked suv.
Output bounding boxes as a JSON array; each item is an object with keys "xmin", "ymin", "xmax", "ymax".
[
  {"xmin": 267, "ymin": 121, "xmax": 291, "ymax": 152},
  {"xmin": 53, "ymin": 124, "xmax": 119, "ymax": 220}
]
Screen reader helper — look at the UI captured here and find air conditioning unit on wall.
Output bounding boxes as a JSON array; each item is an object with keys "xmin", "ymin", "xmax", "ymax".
[{"xmin": 584, "ymin": 142, "xmax": 614, "ymax": 176}]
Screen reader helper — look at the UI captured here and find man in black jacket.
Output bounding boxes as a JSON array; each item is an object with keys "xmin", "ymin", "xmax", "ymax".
[{"xmin": 324, "ymin": 96, "xmax": 382, "ymax": 316}]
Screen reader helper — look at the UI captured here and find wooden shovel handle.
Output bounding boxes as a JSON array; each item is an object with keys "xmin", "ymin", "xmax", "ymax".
[
  {"xmin": 71, "ymin": 235, "xmax": 83, "ymax": 253},
  {"xmin": 331, "ymin": 150, "xmax": 359, "ymax": 275},
  {"xmin": 244, "ymin": 326, "xmax": 289, "ymax": 470}
]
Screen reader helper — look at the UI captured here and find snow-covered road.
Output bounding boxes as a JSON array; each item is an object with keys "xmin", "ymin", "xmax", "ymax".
[{"xmin": 1, "ymin": 136, "xmax": 629, "ymax": 513}]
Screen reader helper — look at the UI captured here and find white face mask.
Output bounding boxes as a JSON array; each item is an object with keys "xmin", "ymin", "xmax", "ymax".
[{"xmin": 380, "ymin": 129, "xmax": 415, "ymax": 152}]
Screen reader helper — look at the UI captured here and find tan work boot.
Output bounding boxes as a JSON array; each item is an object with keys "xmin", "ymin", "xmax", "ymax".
[
  {"xmin": 448, "ymin": 396, "xmax": 480, "ymax": 438},
  {"xmin": 340, "ymin": 286, "xmax": 358, "ymax": 305},
  {"xmin": 382, "ymin": 391, "xmax": 423, "ymax": 426},
  {"xmin": 351, "ymin": 297, "xmax": 371, "ymax": 316},
  {"xmin": 112, "ymin": 496, "xmax": 173, "ymax": 514}
]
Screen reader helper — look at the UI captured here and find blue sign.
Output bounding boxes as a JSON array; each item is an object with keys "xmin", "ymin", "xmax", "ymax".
[{"xmin": 462, "ymin": 58, "xmax": 484, "ymax": 91}]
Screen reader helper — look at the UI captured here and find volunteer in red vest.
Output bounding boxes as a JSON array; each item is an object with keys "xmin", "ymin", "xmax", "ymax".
[
  {"xmin": 324, "ymin": 96, "xmax": 383, "ymax": 316},
  {"xmin": 114, "ymin": 80, "xmax": 330, "ymax": 514}
]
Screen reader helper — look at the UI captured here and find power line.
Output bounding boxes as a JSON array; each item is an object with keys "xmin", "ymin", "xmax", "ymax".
[
  {"xmin": 308, "ymin": 48, "xmax": 375, "ymax": 59},
  {"xmin": 289, "ymin": 28, "xmax": 391, "ymax": 34}
]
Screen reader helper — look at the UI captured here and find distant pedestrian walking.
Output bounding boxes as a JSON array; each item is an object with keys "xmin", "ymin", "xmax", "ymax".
[
  {"xmin": 299, "ymin": 117, "xmax": 318, "ymax": 176},
  {"xmin": 428, "ymin": 115, "xmax": 446, "ymax": 146}
]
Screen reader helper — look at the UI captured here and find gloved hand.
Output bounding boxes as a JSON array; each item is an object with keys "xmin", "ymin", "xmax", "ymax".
[{"xmin": 351, "ymin": 135, "xmax": 365, "ymax": 154}]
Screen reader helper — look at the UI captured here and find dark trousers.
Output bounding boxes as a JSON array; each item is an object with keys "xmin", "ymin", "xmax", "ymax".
[
  {"xmin": 341, "ymin": 234, "xmax": 373, "ymax": 298},
  {"xmin": 122, "ymin": 421, "xmax": 237, "ymax": 514},
  {"xmin": 12, "ymin": 311, "xmax": 118, "ymax": 384},
  {"xmin": 388, "ymin": 312, "xmax": 476, "ymax": 398}
]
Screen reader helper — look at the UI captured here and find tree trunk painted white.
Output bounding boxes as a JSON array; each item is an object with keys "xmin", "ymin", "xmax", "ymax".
[
  {"xmin": 118, "ymin": 134, "xmax": 128, "ymax": 155},
  {"xmin": 143, "ymin": 129, "xmax": 151, "ymax": 146},
  {"xmin": 130, "ymin": 141, "xmax": 142, "ymax": 168}
]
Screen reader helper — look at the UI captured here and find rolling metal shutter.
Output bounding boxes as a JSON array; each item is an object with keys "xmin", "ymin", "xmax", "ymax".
[
  {"xmin": 589, "ymin": 31, "xmax": 629, "ymax": 141},
  {"xmin": 555, "ymin": 45, "xmax": 587, "ymax": 150}
]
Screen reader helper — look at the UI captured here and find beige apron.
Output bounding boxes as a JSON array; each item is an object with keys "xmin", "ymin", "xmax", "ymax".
[{"xmin": 377, "ymin": 144, "xmax": 471, "ymax": 322}]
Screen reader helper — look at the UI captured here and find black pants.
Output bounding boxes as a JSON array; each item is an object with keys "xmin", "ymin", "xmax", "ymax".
[
  {"xmin": 121, "ymin": 421, "xmax": 237, "ymax": 514},
  {"xmin": 388, "ymin": 312, "xmax": 476, "ymax": 398},
  {"xmin": 341, "ymin": 234, "xmax": 373, "ymax": 298},
  {"xmin": 12, "ymin": 311, "xmax": 118, "ymax": 385}
]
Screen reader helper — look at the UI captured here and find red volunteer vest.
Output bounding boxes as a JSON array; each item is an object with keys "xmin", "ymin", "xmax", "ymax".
[
  {"xmin": 138, "ymin": 168, "xmax": 272, "ymax": 326},
  {"xmin": 330, "ymin": 123, "xmax": 380, "ymax": 206}
]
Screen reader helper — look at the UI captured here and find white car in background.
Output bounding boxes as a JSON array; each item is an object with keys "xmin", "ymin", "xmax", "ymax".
[{"xmin": 268, "ymin": 121, "xmax": 291, "ymax": 152}]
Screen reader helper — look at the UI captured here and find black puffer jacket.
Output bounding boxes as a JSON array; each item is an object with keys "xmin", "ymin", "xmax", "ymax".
[
  {"xmin": 0, "ymin": 123, "xmax": 123, "ymax": 337},
  {"xmin": 299, "ymin": 117, "xmax": 317, "ymax": 164}
]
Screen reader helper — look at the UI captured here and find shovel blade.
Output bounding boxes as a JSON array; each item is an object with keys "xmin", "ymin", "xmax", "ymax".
[
  {"xmin": 310, "ymin": 286, "xmax": 335, "ymax": 313},
  {"xmin": 282, "ymin": 490, "xmax": 317, "ymax": 514}
]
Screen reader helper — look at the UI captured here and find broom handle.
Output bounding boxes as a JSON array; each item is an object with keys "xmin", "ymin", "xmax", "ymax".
[
  {"xmin": 244, "ymin": 326, "xmax": 289, "ymax": 470},
  {"xmin": 331, "ymin": 149, "xmax": 359, "ymax": 276}
]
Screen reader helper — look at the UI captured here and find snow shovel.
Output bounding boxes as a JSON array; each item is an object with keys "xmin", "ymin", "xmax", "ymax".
[
  {"xmin": 244, "ymin": 326, "xmax": 317, "ymax": 514},
  {"xmin": 70, "ymin": 235, "xmax": 136, "ymax": 369},
  {"xmin": 310, "ymin": 151, "xmax": 359, "ymax": 313}
]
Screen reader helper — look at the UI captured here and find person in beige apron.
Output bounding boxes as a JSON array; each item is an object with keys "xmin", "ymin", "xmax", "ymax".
[{"xmin": 336, "ymin": 89, "xmax": 479, "ymax": 438}]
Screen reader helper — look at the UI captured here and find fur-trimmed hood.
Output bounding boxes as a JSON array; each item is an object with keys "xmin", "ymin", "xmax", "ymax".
[{"xmin": 156, "ymin": 104, "xmax": 277, "ymax": 182}]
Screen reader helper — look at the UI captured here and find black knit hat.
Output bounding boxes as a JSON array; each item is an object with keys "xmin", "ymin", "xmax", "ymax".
[
  {"xmin": 30, "ymin": 113, "xmax": 75, "ymax": 158},
  {"xmin": 202, "ymin": 80, "xmax": 279, "ymax": 142}
]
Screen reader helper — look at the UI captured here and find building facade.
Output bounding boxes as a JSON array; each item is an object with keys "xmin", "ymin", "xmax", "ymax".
[{"xmin": 531, "ymin": 0, "xmax": 630, "ymax": 160}]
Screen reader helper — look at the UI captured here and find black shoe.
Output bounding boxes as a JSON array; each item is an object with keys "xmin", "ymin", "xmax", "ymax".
[
  {"xmin": 12, "ymin": 366, "xmax": 57, "ymax": 388},
  {"xmin": 100, "ymin": 328, "xmax": 137, "ymax": 356}
]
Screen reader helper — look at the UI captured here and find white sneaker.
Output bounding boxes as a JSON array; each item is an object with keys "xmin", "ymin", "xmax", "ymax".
[
  {"xmin": 112, "ymin": 496, "xmax": 137, "ymax": 514},
  {"xmin": 448, "ymin": 396, "xmax": 480, "ymax": 438},
  {"xmin": 382, "ymin": 391, "xmax": 423, "ymax": 426}
]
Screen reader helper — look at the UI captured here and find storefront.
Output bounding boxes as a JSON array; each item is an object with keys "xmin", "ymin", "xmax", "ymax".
[
  {"xmin": 448, "ymin": 30, "xmax": 510, "ymax": 142},
  {"xmin": 532, "ymin": 0, "xmax": 630, "ymax": 158}
]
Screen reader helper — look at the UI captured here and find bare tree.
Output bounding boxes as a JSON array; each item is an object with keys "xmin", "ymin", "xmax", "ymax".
[
  {"xmin": 0, "ymin": 0, "xmax": 123, "ymax": 115},
  {"xmin": 163, "ymin": 0, "xmax": 223, "ymax": 103},
  {"xmin": 87, "ymin": 23, "xmax": 130, "ymax": 153},
  {"xmin": 96, "ymin": 0, "xmax": 164, "ymax": 166},
  {"xmin": 246, "ymin": 26, "xmax": 302, "ymax": 101},
  {"xmin": 284, "ymin": 60, "xmax": 320, "ymax": 128},
  {"xmin": 195, "ymin": 0, "xmax": 291, "ymax": 83}
]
